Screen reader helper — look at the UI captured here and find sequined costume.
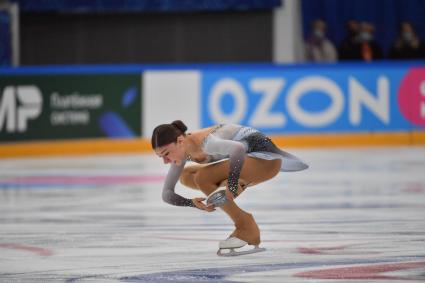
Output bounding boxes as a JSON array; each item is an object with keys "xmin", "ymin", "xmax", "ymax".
[{"xmin": 161, "ymin": 124, "xmax": 308, "ymax": 207}]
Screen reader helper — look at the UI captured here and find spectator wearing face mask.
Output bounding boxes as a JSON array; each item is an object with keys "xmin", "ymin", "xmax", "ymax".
[
  {"xmin": 389, "ymin": 22, "xmax": 425, "ymax": 60},
  {"xmin": 356, "ymin": 22, "xmax": 383, "ymax": 61},
  {"xmin": 304, "ymin": 19, "xmax": 337, "ymax": 63},
  {"xmin": 339, "ymin": 20, "xmax": 360, "ymax": 61}
]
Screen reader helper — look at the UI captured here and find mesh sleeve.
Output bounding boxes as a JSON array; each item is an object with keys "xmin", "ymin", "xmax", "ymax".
[{"xmin": 162, "ymin": 161, "xmax": 195, "ymax": 207}]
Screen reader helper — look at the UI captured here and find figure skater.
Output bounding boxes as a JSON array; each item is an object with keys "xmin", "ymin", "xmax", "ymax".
[{"xmin": 152, "ymin": 121, "xmax": 308, "ymax": 256}]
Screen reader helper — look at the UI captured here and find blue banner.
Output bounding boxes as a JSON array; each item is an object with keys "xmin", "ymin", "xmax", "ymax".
[{"xmin": 201, "ymin": 65, "xmax": 425, "ymax": 134}]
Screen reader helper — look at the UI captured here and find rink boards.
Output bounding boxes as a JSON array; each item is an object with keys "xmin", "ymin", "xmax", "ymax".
[{"xmin": 0, "ymin": 62, "xmax": 424, "ymax": 157}]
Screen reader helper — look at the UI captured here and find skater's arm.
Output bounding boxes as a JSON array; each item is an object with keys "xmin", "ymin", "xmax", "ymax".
[
  {"xmin": 203, "ymin": 135, "xmax": 247, "ymax": 198},
  {"xmin": 162, "ymin": 161, "xmax": 195, "ymax": 207}
]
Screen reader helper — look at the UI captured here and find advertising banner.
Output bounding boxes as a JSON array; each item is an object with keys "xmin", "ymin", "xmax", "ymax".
[
  {"xmin": 201, "ymin": 66, "xmax": 425, "ymax": 134},
  {"xmin": 0, "ymin": 74, "xmax": 141, "ymax": 142}
]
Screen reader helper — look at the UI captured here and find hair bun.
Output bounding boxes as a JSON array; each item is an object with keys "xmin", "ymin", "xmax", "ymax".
[{"xmin": 171, "ymin": 120, "xmax": 187, "ymax": 133}]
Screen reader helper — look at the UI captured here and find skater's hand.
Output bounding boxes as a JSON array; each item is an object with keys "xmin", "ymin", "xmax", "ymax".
[{"xmin": 193, "ymin": 197, "xmax": 216, "ymax": 212}]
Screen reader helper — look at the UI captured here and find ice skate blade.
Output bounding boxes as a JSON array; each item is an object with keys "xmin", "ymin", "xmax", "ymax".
[
  {"xmin": 217, "ymin": 246, "xmax": 266, "ymax": 257},
  {"xmin": 206, "ymin": 188, "xmax": 228, "ymax": 207}
]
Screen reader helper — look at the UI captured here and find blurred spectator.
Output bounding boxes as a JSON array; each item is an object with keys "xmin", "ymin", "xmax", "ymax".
[
  {"xmin": 356, "ymin": 22, "xmax": 383, "ymax": 61},
  {"xmin": 389, "ymin": 22, "xmax": 425, "ymax": 60},
  {"xmin": 338, "ymin": 20, "xmax": 360, "ymax": 60},
  {"xmin": 304, "ymin": 19, "xmax": 337, "ymax": 63}
]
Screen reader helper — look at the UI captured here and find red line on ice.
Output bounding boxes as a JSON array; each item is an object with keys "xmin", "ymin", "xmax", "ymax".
[
  {"xmin": 297, "ymin": 245, "xmax": 350, "ymax": 254},
  {"xmin": 294, "ymin": 261, "xmax": 425, "ymax": 280},
  {"xmin": 0, "ymin": 243, "xmax": 53, "ymax": 256}
]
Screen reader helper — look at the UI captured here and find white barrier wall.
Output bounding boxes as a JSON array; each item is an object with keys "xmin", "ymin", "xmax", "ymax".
[
  {"xmin": 143, "ymin": 70, "xmax": 201, "ymax": 137},
  {"xmin": 273, "ymin": 0, "xmax": 304, "ymax": 63}
]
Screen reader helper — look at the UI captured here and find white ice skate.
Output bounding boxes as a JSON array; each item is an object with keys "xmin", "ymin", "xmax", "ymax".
[{"xmin": 217, "ymin": 237, "xmax": 266, "ymax": 257}]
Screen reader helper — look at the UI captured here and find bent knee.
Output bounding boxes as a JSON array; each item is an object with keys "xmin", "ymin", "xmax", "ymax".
[
  {"xmin": 180, "ymin": 167, "xmax": 196, "ymax": 188},
  {"xmin": 179, "ymin": 172, "xmax": 190, "ymax": 187},
  {"xmin": 193, "ymin": 167, "xmax": 215, "ymax": 189},
  {"xmin": 259, "ymin": 159, "xmax": 282, "ymax": 180},
  {"xmin": 269, "ymin": 159, "xmax": 282, "ymax": 176}
]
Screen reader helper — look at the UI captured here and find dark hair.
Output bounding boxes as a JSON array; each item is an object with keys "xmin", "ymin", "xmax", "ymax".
[{"xmin": 151, "ymin": 120, "xmax": 188, "ymax": 149}]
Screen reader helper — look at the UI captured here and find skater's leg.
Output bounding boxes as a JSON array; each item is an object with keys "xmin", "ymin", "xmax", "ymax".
[
  {"xmin": 193, "ymin": 157, "xmax": 282, "ymax": 245},
  {"xmin": 221, "ymin": 201, "xmax": 261, "ymax": 245},
  {"xmin": 180, "ymin": 164, "xmax": 207, "ymax": 190},
  {"xmin": 193, "ymin": 157, "xmax": 282, "ymax": 194},
  {"xmin": 195, "ymin": 177, "xmax": 260, "ymax": 244},
  {"xmin": 181, "ymin": 165, "xmax": 255, "ymax": 241},
  {"xmin": 180, "ymin": 164, "xmax": 249, "ymax": 191}
]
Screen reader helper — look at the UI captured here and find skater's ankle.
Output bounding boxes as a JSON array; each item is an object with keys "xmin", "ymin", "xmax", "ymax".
[
  {"xmin": 246, "ymin": 213, "xmax": 255, "ymax": 222},
  {"xmin": 232, "ymin": 230, "xmax": 261, "ymax": 246},
  {"xmin": 251, "ymin": 236, "xmax": 261, "ymax": 246}
]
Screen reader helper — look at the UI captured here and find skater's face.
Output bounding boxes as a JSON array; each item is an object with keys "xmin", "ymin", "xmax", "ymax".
[{"xmin": 155, "ymin": 136, "xmax": 186, "ymax": 165}]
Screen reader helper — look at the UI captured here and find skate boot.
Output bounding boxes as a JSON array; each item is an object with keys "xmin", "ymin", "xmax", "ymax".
[{"xmin": 217, "ymin": 236, "xmax": 265, "ymax": 256}]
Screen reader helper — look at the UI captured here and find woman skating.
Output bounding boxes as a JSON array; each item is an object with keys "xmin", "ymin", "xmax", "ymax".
[{"xmin": 152, "ymin": 121, "xmax": 308, "ymax": 256}]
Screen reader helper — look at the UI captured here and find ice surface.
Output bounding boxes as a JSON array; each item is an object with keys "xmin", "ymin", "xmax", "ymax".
[{"xmin": 1, "ymin": 147, "xmax": 424, "ymax": 282}]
